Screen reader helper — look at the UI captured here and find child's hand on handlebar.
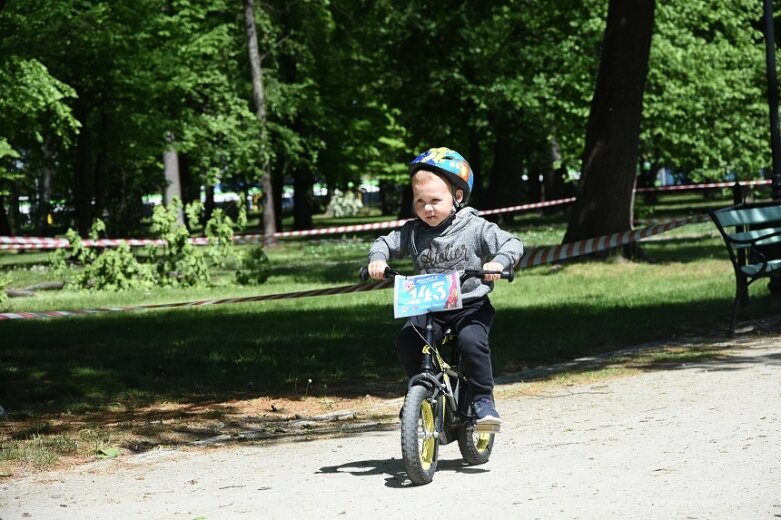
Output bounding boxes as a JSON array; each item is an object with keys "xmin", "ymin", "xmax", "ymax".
[
  {"xmin": 368, "ymin": 260, "xmax": 390, "ymax": 280},
  {"xmin": 482, "ymin": 261, "xmax": 505, "ymax": 281}
]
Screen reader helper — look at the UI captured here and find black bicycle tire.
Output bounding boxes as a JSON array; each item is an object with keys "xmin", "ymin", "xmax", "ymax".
[
  {"xmin": 400, "ymin": 385, "xmax": 439, "ymax": 485},
  {"xmin": 457, "ymin": 422, "xmax": 495, "ymax": 465}
]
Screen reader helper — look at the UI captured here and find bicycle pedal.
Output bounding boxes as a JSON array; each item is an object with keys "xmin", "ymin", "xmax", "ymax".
[{"xmin": 474, "ymin": 423, "xmax": 501, "ymax": 433}]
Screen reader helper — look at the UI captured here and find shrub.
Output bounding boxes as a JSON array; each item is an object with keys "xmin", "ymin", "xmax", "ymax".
[
  {"xmin": 235, "ymin": 246, "xmax": 271, "ymax": 285},
  {"xmin": 48, "ymin": 196, "xmax": 266, "ymax": 290},
  {"xmin": 50, "ymin": 220, "xmax": 154, "ymax": 290},
  {"xmin": 0, "ymin": 272, "xmax": 9, "ymax": 307}
]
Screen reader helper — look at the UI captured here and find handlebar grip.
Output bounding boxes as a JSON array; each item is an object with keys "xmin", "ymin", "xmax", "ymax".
[
  {"xmin": 359, "ymin": 266, "xmax": 398, "ymax": 281},
  {"xmin": 505, "ymin": 268, "xmax": 515, "ymax": 283}
]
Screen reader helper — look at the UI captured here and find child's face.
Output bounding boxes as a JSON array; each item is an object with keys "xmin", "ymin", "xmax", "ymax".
[{"xmin": 412, "ymin": 171, "xmax": 461, "ymax": 227}]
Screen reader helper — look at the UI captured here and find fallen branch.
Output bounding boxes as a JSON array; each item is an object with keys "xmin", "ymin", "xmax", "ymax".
[{"xmin": 6, "ymin": 280, "xmax": 65, "ymax": 298}]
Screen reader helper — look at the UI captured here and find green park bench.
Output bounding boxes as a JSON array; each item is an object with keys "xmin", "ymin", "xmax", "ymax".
[{"xmin": 709, "ymin": 200, "xmax": 781, "ymax": 332}]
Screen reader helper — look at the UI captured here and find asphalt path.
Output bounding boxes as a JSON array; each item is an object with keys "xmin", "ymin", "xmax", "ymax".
[{"xmin": 2, "ymin": 330, "xmax": 780, "ymax": 520}]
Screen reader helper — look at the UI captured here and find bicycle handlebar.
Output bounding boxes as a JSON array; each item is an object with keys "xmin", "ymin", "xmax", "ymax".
[{"xmin": 359, "ymin": 265, "xmax": 514, "ymax": 283}]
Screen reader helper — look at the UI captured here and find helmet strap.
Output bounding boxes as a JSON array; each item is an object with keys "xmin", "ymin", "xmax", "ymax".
[{"xmin": 451, "ymin": 186, "xmax": 463, "ymax": 210}]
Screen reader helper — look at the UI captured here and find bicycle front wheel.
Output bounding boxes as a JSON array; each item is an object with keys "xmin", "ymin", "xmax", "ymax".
[{"xmin": 400, "ymin": 384, "xmax": 440, "ymax": 485}]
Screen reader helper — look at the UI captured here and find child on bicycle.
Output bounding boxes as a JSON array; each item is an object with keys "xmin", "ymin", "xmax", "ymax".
[{"xmin": 367, "ymin": 147, "xmax": 523, "ymax": 426}]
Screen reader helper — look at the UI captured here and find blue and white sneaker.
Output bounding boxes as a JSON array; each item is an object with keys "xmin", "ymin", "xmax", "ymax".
[{"xmin": 472, "ymin": 398, "xmax": 502, "ymax": 426}]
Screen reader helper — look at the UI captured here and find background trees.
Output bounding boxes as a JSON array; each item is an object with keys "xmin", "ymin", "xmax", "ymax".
[{"xmin": 0, "ymin": 0, "xmax": 775, "ymax": 242}]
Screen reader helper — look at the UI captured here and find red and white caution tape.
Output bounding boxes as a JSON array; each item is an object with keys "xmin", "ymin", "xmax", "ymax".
[
  {"xmin": 1, "ymin": 214, "xmax": 712, "ymax": 321},
  {"xmin": 0, "ymin": 236, "xmax": 213, "ymax": 251},
  {"xmin": 635, "ymin": 179, "xmax": 771, "ymax": 193},
  {"xmin": 478, "ymin": 197, "xmax": 576, "ymax": 216},
  {"xmin": 269, "ymin": 219, "xmax": 413, "ymax": 239},
  {"xmin": 518, "ymin": 214, "xmax": 710, "ymax": 268},
  {"xmin": 0, "ymin": 278, "xmax": 394, "ymax": 321}
]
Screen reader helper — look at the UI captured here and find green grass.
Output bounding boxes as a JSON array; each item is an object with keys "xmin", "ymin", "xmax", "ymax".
[{"xmin": 1, "ymin": 192, "xmax": 780, "ymax": 421}]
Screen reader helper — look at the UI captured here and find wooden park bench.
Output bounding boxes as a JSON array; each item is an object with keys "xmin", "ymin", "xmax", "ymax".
[{"xmin": 709, "ymin": 200, "xmax": 781, "ymax": 332}]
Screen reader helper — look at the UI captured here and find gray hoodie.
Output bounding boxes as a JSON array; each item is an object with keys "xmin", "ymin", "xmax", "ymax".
[{"xmin": 368, "ymin": 207, "xmax": 524, "ymax": 301}]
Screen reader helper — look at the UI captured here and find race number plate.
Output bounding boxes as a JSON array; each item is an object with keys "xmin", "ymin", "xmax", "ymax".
[{"xmin": 393, "ymin": 271, "xmax": 462, "ymax": 319}]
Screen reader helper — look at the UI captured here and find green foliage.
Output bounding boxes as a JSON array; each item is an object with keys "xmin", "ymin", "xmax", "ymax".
[
  {"xmin": 204, "ymin": 208, "xmax": 236, "ymax": 267},
  {"xmin": 149, "ymin": 199, "xmax": 210, "ymax": 287},
  {"xmin": 46, "ymin": 196, "xmax": 265, "ymax": 291},
  {"xmin": 235, "ymin": 246, "xmax": 271, "ymax": 285},
  {"xmin": 0, "ymin": 56, "xmax": 79, "ymax": 185},
  {"xmin": 642, "ymin": 0, "xmax": 768, "ymax": 180},
  {"xmin": 0, "ymin": 271, "xmax": 9, "ymax": 307},
  {"xmin": 49, "ymin": 220, "xmax": 154, "ymax": 290},
  {"xmin": 0, "ymin": 56, "xmax": 80, "ymax": 144},
  {"xmin": 75, "ymin": 243, "xmax": 156, "ymax": 291}
]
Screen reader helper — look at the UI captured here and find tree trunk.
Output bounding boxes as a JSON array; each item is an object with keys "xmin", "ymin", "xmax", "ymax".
[
  {"xmin": 163, "ymin": 147, "xmax": 184, "ymax": 224},
  {"xmin": 542, "ymin": 139, "xmax": 571, "ymax": 215},
  {"xmin": 273, "ymin": 174, "xmax": 283, "ymax": 231},
  {"xmin": 293, "ymin": 168, "xmax": 314, "ymax": 230},
  {"xmin": 178, "ymin": 154, "xmax": 199, "ymax": 207},
  {"xmin": 467, "ymin": 125, "xmax": 484, "ymax": 209},
  {"xmin": 378, "ymin": 180, "xmax": 397, "ymax": 216},
  {"xmin": 10, "ymin": 181, "xmax": 21, "ymax": 234},
  {"xmin": 398, "ymin": 184, "xmax": 414, "ymax": 219},
  {"xmin": 36, "ymin": 139, "xmax": 55, "ymax": 235},
  {"xmin": 204, "ymin": 184, "xmax": 215, "ymax": 220},
  {"xmin": 484, "ymin": 135, "xmax": 522, "ymax": 222},
  {"xmin": 73, "ymin": 106, "xmax": 93, "ymax": 236},
  {"xmin": 0, "ymin": 197, "xmax": 11, "ymax": 235},
  {"xmin": 93, "ymin": 110, "xmax": 109, "ymax": 225},
  {"xmin": 563, "ymin": 0, "xmax": 655, "ymax": 254},
  {"xmin": 244, "ymin": 0, "xmax": 277, "ymax": 245}
]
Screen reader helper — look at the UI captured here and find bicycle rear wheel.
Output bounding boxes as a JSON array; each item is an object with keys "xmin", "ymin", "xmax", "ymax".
[
  {"xmin": 400, "ymin": 384, "xmax": 440, "ymax": 485},
  {"xmin": 457, "ymin": 422, "xmax": 494, "ymax": 465}
]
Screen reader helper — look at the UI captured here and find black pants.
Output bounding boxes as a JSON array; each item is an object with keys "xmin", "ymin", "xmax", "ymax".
[{"xmin": 395, "ymin": 297, "xmax": 495, "ymax": 402}]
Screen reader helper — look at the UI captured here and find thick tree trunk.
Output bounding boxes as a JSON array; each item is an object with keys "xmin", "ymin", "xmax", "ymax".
[
  {"xmin": 563, "ymin": 0, "xmax": 655, "ymax": 252},
  {"xmin": 244, "ymin": 0, "xmax": 277, "ymax": 245}
]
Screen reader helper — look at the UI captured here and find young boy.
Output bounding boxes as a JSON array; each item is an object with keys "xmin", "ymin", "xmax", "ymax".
[{"xmin": 367, "ymin": 147, "xmax": 523, "ymax": 425}]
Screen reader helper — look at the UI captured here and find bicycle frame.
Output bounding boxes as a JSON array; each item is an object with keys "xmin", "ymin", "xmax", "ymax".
[{"xmin": 407, "ymin": 313, "xmax": 465, "ymax": 418}]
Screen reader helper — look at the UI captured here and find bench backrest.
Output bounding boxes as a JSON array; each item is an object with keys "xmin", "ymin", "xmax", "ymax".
[
  {"xmin": 709, "ymin": 201, "xmax": 781, "ymax": 259},
  {"xmin": 711, "ymin": 204, "xmax": 781, "ymax": 228}
]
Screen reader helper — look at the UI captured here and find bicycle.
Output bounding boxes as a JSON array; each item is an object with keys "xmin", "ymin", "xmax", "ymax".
[{"xmin": 360, "ymin": 265, "xmax": 514, "ymax": 485}]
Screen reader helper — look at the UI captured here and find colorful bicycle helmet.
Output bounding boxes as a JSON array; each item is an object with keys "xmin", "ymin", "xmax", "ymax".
[{"xmin": 409, "ymin": 147, "xmax": 474, "ymax": 205}]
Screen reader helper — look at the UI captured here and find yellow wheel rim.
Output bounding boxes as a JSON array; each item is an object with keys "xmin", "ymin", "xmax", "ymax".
[
  {"xmin": 418, "ymin": 400, "xmax": 436, "ymax": 469},
  {"xmin": 474, "ymin": 432, "xmax": 491, "ymax": 452}
]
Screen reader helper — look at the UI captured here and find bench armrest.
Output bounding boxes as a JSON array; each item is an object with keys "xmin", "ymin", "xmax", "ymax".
[{"xmin": 725, "ymin": 227, "xmax": 781, "ymax": 247}]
